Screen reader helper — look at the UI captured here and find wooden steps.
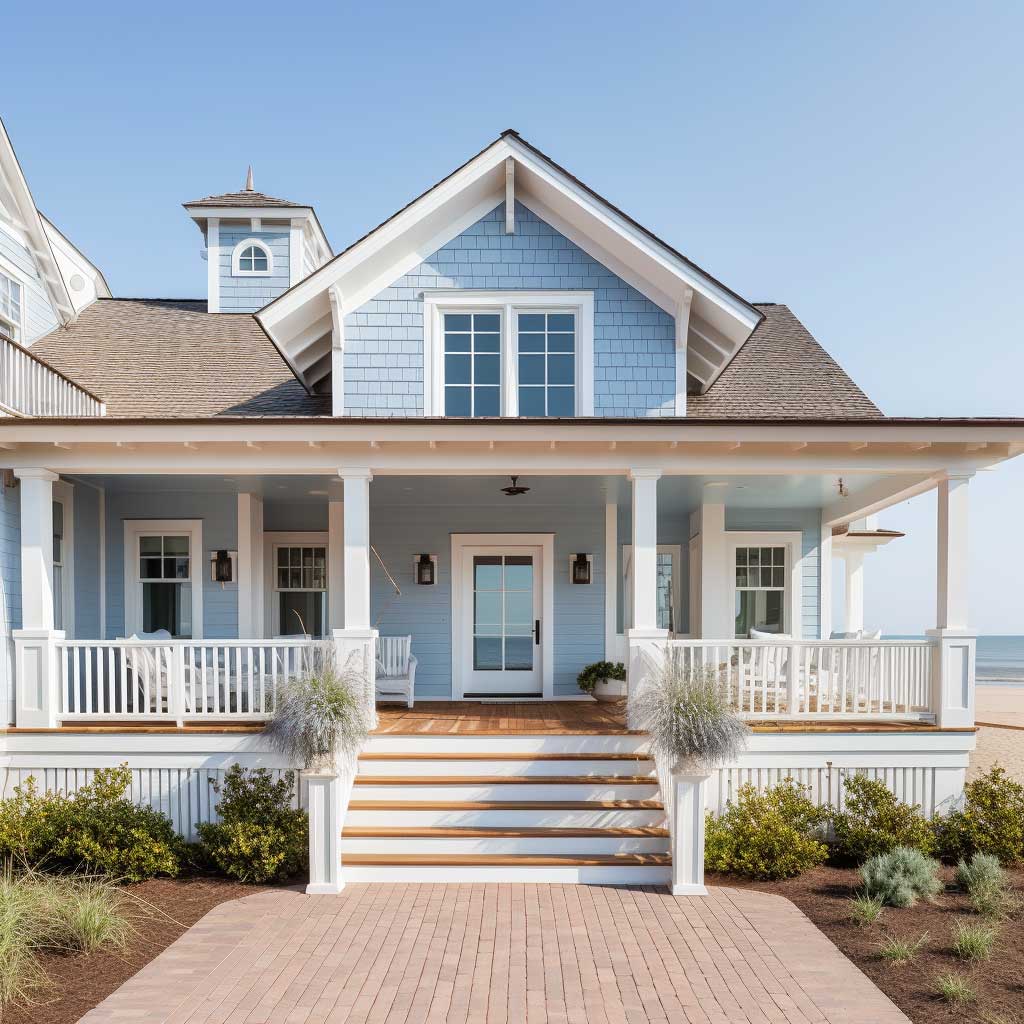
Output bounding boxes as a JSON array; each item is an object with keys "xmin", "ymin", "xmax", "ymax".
[
  {"xmin": 343, "ymin": 853, "xmax": 671, "ymax": 867},
  {"xmin": 348, "ymin": 799, "xmax": 664, "ymax": 811},
  {"xmin": 359, "ymin": 751, "xmax": 650, "ymax": 761},
  {"xmin": 353, "ymin": 775, "xmax": 656, "ymax": 786},
  {"xmin": 343, "ymin": 826, "xmax": 669, "ymax": 838}
]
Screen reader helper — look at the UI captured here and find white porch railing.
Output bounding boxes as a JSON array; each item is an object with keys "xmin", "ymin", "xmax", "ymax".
[
  {"xmin": 56, "ymin": 638, "xmax": 324, "ymax": 725},
  {"xmin": 0, "ymin": 334, "xmax": 105, "ymax": 417},
  {"xmin": 665, "ymin": 638, "xmax": 934, "ymax": 719}
]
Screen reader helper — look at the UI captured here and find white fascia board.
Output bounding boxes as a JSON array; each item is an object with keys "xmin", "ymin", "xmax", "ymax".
[
  {"xmin": 185, "ymin": 205, "xmax": 315, "ymax": 222},
  {"xmin": 40, "ymin": 216, "xmax": 111, "ymax": 305},
  {"xmin": 0, "ymin": 119, "xmax": 75, "ymax": 323}
]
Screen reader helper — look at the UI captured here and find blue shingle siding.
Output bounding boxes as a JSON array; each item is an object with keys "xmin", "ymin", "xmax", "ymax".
[
  {"xmin": 217, "ymin": 226, "xmax": 290, "ymax": 313},
  {"xmin": 0, "ymin": 480, "xmax": 21, "ymax": 724},
  {"xmin": 344, "ymin": 202, "xmax": 676, "ymax": 417},
  {"xmin": 104, "ymin": 490, "xmax": 238, "ymax": 640},
  {"xmin": 368, "ymin": 499, "xmax": 606, "ymax": 698},
  {"xmin": 0, "ymin": 225, "xmax": 59, "ymax": 345},
  {"xmin": 726, "ymin": 508, "xmax": 822, "ymax": 639}
]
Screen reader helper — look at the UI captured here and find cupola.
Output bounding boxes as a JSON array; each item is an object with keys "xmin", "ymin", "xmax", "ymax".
[{"xmin": 184, "ymin": 167, "xmax": 331, "ymax": 313}]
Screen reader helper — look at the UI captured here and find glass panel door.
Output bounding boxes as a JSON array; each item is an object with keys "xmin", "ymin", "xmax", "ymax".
[{"xmin": 462, "ymin": 545, "xmax": 543, "ymax": 697}]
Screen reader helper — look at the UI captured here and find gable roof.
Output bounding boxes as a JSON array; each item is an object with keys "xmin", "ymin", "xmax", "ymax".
[
  {"xmin": 688, "ymin": 304, "xmax": 882, "ymax": 419},
  {"xmin": 28, "ymin": 297, "xmax": 877, "ymax": 421},
  {"xmin": 28, "ymin": 298, "xmax": 330, "ymax": 417},
  {"xmin": 256, "ymin": 130, "xmax": 764, "ymax": 394}
]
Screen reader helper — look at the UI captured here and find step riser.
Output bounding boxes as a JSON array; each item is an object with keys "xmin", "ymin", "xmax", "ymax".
[
  {"xmin": 357, "ymin": 760, "xmax": 655, "ymax": 778},
  {"xmin": 343, "ymin": 865, "xmax": 672, "ymax": 884},
  {"xmin": 365, "ymin": 736, "xmax": 649, "ymax": 756},
  {"xmin": 346, "ymin": 808, "xmax": 666, "ymax": 828},
  {"xmin": 354, "ymin": 784, "xmax": 661, "ymax": 802},
  {"xmin": 341, "ymin": 837, "xmax": 669, "ymax": 855}
]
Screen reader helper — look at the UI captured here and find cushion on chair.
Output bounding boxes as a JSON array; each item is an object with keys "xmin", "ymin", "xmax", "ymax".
[{"xmin": 749, "ymin": 628, "xmax": 791, "ymax": 641}]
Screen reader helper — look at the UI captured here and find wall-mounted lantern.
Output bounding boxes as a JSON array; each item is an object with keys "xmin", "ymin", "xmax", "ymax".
[
  {"xmin": 210, "ymin": 549, "xmax": 237, "ymax": 585},
  {"xmin": 415, "ymin": 554, "xmax": 438, "ymax": 586},
  {"xmin": 570, "ymin": 553, "xmax": 593, "ymax": 585}
]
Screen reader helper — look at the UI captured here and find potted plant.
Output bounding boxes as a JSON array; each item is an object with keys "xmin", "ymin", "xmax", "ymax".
[
  {"xmin": 263, "ymin": 648, "xmax": 373, "ymax": 895},
  {"xmin": 577, "ymin": 660, "xmax": 627, "ymax": 703},
  {"xmin": 633, "ymin": 649, "xmax": 750, "ymax": 896}
]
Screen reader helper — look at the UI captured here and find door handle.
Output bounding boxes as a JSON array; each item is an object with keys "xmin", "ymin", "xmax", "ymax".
[{"xmin": 534, "ymin": 619, "xmax": 540, "ymax": 646}]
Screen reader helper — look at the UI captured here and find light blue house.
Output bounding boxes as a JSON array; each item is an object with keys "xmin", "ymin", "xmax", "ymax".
[{"xmin": 1, "ymin": 120, "xmax": 1020, "ymax": 886}]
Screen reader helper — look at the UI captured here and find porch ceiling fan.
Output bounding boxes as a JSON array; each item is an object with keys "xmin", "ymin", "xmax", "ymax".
[{"xmin": 501, "ymin": 475, "xmax": 530, "ymax": 496}]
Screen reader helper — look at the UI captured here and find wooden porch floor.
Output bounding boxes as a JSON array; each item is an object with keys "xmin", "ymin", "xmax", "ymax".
[{"xmin": 372, "ymin": 700, "xmax": 635, "ymax": 735}]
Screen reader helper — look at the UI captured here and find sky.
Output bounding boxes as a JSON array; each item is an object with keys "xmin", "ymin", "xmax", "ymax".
[{"xmin": 3, "ymin": 1, "xmax": 1022, "ymax": 634}]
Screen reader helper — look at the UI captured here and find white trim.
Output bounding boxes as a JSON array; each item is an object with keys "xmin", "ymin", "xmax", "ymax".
[
  {"xmin": 450, "ymin": 533, "xmax": 555, "ymax": 701},
  {"xmin": 819, "ymin": 512, "xmax": 832, "ymax": 640},
  {"xmin": 231, "ymin": 238, "xmax": 274, "ymax": 277},
  {"xmin": 122, "ymin": 519, "xmax": 204, "ymax": 640},
  {"xmin": 604, "ymin": 502, "xmax": 617, "ymax": 660},
  {"xmin": 262, "ymin": 531, "xmax": 329, "ymax": 637},
  {"xmin": 725, "ymin": 531, "xmax": 803, "ymax": 639},
  {"xmin": 289, "ymin": 220, "xmax": 304, "ymax": 287},
  {"xmin": 422, "ymin": 291, "xmax": 594, "ymax": 417},
  {"xmin": 674, "ymin": 288, "xmax": 692, "ymax": 416},
  {"xmin": 206, "ymin": 219, "xmax": 220, "ymax": 313},
  {"xmin": 51, "ymin": 480, "xmax": 74, "ymax": 640}
]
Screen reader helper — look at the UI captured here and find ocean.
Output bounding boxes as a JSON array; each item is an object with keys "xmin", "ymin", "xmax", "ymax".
[{"xmin": 887, "ymin": 635, "xmax": 1024, "ymax": 685}]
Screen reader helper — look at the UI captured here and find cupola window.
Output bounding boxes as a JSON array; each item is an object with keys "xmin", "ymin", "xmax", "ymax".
[{"xmin": 232, "ymin": 240, "xmax": 273, "ymax": 276}]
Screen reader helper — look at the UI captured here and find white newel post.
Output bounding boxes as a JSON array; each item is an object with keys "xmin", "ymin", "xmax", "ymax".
[
  {"xmin": 671, "ymin": 770, "xmax": 710, "ymax": 896},
  {"xmin": 626, "ymin": 469, "xmax": 667, "ymax": 729},
  {"xmin": 305, "ymin": 760, "xmax": 345, "ymax": 895},
  {"xmin": 13, "ymin": 469, "xmax": 64, "ymax": 728},
  {"xmin": 928, "ymin": 474, "xmax": 975, "ymax": 730}
]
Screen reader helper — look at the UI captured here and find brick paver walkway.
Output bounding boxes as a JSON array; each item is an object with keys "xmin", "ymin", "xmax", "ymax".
[{"xmin": 80, "ymin": 884, "xmax": 908, "ymax": 1024}]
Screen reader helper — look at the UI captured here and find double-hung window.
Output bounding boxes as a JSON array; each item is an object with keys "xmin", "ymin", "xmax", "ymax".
[
  {"xmin": 426, "ymin": 292, "xmax": 594, "ymax": 418},
  {"xmin": 139, "ymin": 534, "xmax": 193, "ymax": 637},
  {"xmin": 517, "ymin": 312, "xmax": 576, "ymax": 417},
  {"xmin": 734, "ymin": 546, "xmax": 786, "ymax": 637},
  {"xmin": 0, "ymin": 271, "xmax": 22, "ymax": 342},
  {"xmin": 443, "ymin": 313, "xmax": 501, "ymax": 417},
  {"xmin": 274, "ymin": 544, "xmax": 327, "ymax": 637}
]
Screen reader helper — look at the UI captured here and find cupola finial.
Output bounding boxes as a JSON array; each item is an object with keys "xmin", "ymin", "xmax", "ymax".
[{"xmin": 244, "ymin": 165, "xmax": 254, "ymax": 192}]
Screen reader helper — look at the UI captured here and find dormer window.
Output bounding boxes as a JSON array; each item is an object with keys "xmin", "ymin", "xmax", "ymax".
[
  {"xmin": 231, "ymin": 239, "xmax": 273, "ymax": 276},
  {"xmin": 0, "ymin": 271, "xmax": 23, "ymax": 342}
]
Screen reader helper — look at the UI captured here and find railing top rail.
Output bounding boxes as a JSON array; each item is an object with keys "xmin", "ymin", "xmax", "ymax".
[
  {"xmin": 56, "ymin": 638, "xmax": 324, "ymax": 648},
  {"xmin": 0, "ymin": 332, "xmax": 106, "ymax": 405},
  {"xmin": 666, "ymin": 638, "xmax": 934, "ymax": 647}
]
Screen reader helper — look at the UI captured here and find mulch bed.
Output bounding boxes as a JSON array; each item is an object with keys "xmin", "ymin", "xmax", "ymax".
[
  {"xmin": 6, "ymin": 876, "xmax": 265, "ymax": 1024},
  {"xmin": 708, "ymin": 864, "xmax": 1024, "ymax": 1024}
]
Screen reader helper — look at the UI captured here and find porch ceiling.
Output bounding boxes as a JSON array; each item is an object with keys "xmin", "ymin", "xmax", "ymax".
[{"xmin": 74, "ymin": 471, "xmax": 892, "ymax": 513}]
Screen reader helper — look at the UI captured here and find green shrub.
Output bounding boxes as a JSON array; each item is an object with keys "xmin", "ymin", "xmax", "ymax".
[
  {"xmin": 197, "ymin": 766, "xmax": 307, "ymax": 884},
  {"xmin": 705, "ymin": 779, "xmax": 828, "ymax": 880},
  {"xmin": 861, "ymin": 846, "xmax": 942, "ymax": 908},
  {"xmin": 955, "ymin": 851, "xmax": 1005, "ymax": 893},
  {"xmin": 936, "ymin": 767, "xmax": 1024, "ymax": 865},
  {"xmin": 830, "ymin": 774, "xmax": 935, "ymax": 862},
  {"xmin": 0, "ymin": 767, "xmax": 180, "ymax": 881}
]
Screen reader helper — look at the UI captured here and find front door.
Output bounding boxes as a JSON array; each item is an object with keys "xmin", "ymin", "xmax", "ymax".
[{"xmin": 459, "ymin": 545, "xmax": 543, "ymax": 697}]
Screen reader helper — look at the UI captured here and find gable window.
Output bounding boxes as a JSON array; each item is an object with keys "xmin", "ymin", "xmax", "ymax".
[
  {"xmin": 0, "ymin": 271, "xmax": 22, "ymax": 342},
  {"xmin": 443, "ymin": 312, "xmax": 501, "ymax": 417},
  {"xmin": 734, "ymin": 545, "xmax": 786, "ymax": 637},
  {"xmin": 124, "ymin": 520, "xmax": 203, "ymax": 640},
  {"xmin": 424, "ymin": 291, "xmax": 595, "ymax": 418},
  {"xmin": 231, "ymin": 239, "xmax": 273, "ymax": 276},
  {"xmin": 517, "ymin": 312, "xmax": 575, "ymax": 417},
  {"xmin": 274, "ymin": 544, "xmax": 327, "ymax": 637}
]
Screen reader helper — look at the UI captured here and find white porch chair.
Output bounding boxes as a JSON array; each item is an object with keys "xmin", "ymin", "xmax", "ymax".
[
  {"xmin": 120, "ymin": 630, "xmax": 178, "ymax": 714},
  {"xmin": 375, "ymin": 635, "xmax": 417, "ymax": 708}
]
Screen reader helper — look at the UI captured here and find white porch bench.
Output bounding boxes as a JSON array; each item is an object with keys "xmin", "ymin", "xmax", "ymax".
[{"xmin": 375, "ymin": 635, "xmax": 417, "ymax": 708}]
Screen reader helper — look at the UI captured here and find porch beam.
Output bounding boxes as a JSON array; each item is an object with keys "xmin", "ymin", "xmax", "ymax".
[{"xmin": 822, "ymin": 473, "xmax": 938, "ymax": 527}]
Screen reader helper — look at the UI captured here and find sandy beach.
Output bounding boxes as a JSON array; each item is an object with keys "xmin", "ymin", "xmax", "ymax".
[{"xmin": 969, "ymin": 684, "xmax": 1024, "ymax": 783}]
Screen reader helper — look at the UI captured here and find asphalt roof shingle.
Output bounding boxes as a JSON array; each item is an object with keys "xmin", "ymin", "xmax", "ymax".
[
  {"xmin": 183, "ymin": 190, "xmax": 306, "ymax": 209},
  {"xmin": 29, "ymin": 299, "xmax": 329, "ymax": 417},
  {"xmin": 28, "ymin": 298, "xmax": 879, "ymax": 421}
]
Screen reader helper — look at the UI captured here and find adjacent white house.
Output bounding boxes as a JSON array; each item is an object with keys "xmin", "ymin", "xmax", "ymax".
[{"xmin": 1, "ymin": 117, "xmax": 1020, "ymax": 892}]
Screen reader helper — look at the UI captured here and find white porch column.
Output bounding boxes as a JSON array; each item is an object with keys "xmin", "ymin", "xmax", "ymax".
[
  {"xmin": 333, "ymin": 470, "xmax": 378, "ymax": 729},
  {"xmin": 328, "ymin": 499, "xmax": 345, "ymax": 631},
  {"xmin": 626, "ymin": 469, "xmax": 667, "ymax": 727},
  {"xmin": 699, "ymin": 486, "xmax": 731, "ymax": 639},
  {"xmin": 929, "ymin": 474, "xmax": 975, "ymax": 729},
  {"xmin": 13, "ymin": 469, "xmax": 63, "ymax": 728},
  {"xmin": 841, "ymin": 551, "xmax": 865, "ymax": 634},
  {"xmin": 236, "ymin": 493, "xmax": 263, "ymax": 638}
]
